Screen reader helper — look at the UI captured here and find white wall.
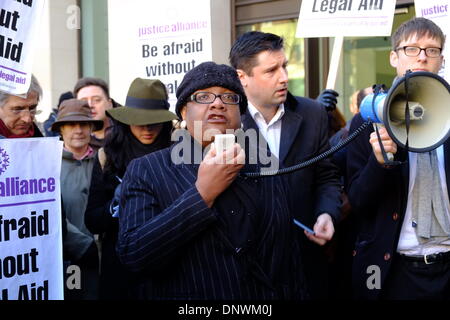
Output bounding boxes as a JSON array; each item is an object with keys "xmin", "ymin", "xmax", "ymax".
[
  {"xmin": 211, "ymin": 0, "xmax": 232, "ymax": 65},
  {"xmin": 33, "ymin": 0, "xmax": 80, "ymax": 123},
  {"xmin": 32, "ymin": 0, "xmax": 232, "ymax": 123}
]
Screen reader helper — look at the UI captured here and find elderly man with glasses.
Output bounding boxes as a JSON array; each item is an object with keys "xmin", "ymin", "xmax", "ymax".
[{"xmin": 0, "ymin": 75, "xmax": 43, "ymax": 139}]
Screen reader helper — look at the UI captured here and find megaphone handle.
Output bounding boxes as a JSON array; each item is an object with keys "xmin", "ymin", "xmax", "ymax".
[{"xmin": 372, "ymin": 123, "xmax": 394, "ymax": 162}]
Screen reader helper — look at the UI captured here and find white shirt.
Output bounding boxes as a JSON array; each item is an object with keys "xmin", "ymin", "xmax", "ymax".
[
  {"xmin": 397, "ymin": 145, "xmax": 450, "ymax": 255},
  {"xmin": 247, "ymin": 102, "xmax": 285, "ymax": 158}
]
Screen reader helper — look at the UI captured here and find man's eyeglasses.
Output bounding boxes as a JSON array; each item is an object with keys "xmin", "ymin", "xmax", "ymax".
[
  {"xmin": 396, "ymin": 46, "xmax": 442, "ymax": 58},
  {"xmin": 9, "ymin": 107, "xmax": 41, "ymax": 116},
  {"xmin": 190, "ymin": 92, "xmax": 240, "ymax": 105}
]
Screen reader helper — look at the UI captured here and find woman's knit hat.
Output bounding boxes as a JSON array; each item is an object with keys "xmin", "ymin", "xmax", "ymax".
[{"xmin": 175, "ymin": 62, "xmax": 248, "ymax": 118}]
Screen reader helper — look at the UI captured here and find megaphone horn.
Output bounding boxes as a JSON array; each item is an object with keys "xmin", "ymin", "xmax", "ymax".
[
  {"xmin": 360, "ymin": 71, "xmax": 450, "ymax": 153},
  {"xmin": 389, "ymin": 99, "xmax": 425, "ymax": 122}
]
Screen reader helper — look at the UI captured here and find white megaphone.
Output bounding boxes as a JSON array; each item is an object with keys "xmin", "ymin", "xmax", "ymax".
[{"xmin": 360, "ymin": 71, "xmax": 450, "ymax": 153}]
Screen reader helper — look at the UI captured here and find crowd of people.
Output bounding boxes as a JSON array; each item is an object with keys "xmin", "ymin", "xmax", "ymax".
[{"xmin": 0, "ymin": 17, "xmax": 449, "ymax": 300}]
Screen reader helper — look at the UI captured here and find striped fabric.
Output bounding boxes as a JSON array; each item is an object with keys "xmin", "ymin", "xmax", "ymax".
[{"xmin": 117, "ymin": 143, "xmax": 306, "ymax": 300}]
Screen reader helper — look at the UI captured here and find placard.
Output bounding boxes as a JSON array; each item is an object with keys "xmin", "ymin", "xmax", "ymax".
[
  {"xmin": 415, "ymin": 0, "xmax": 449, "ymax": 81},
  {"xmin": 0, "ymin": 0, "xmax": 45, "ymax": 96},
  {"xmin": 108, "ymin": 0, "xmax": 213, "ymax": 111},
  {"xmin": 0, "ymin": 137, "xmax": 63, "ymax": 300},
  {"xmin": 296, "ymin": 0, "xmax": 396, "ymax": 38}
]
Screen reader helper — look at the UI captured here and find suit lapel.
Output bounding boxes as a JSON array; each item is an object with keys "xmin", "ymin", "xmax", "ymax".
[
  {"xmin": 242, "ymin": 104, "xmax": 304, "ymax": 166},
  {"xmin": 399, "ymin": 149, "xmax": 410, "ymax": 215},
  {"xmin": 241, "ymin": 111, "xmax": 260, "ymax": 133},
  {"xmin": 241, "ymin": 111, "xmax": 272, "ymax": 165},
  {"xmin": 279, "ymin": 106, "xmax": 303, "ymax": 165}
]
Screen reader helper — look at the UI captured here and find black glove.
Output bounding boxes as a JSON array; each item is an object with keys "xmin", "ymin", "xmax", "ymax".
[{"xmin": 317, "ymin": 89, "xmax": 339, "ymax": 111}]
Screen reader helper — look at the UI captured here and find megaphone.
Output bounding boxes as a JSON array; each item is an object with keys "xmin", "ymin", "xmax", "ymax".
[{"xmin": 360, "ymin": 71, "xmax": 450, "ymax": 152}]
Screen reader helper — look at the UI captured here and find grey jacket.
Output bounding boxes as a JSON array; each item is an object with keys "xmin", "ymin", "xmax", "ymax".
[{"xmin": 61, "ymin": 148, "xmax": 97, "ymax": 261}]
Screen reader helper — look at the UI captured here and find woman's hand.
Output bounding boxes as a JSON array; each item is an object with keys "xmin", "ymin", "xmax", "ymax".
[{"xmin": 195, "ymin": 143, "xmax": 245, "ymax": 207}]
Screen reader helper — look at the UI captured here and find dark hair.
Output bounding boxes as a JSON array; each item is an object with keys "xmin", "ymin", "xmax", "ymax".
[
  {"xmin": 57, "ymin": 91, "xmax": 74, "ymax": 109},
  {"xmin": 327, "ymin": 108, "xmax": 346, "ymax": 138},
  {"xmin": 356, "ymin": 89, "xmax": 369, "ymax": 110},
  {"xmin": 103, "ymin": 118, "xmax": 172, "ymax": 177},
  {"xmin": 73, "ymin": 77, "xmax": 111, "ymax": 99},
  {"xmin": 229, "ymin": 31, "xmax": 284, "ymax": 75},
  {"xmin": 391, "ymin": 17, "xmax": 445, "ymax": 51}
]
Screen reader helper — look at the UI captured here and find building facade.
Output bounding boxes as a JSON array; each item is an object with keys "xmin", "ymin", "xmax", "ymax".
[{"xmin": 34, "ymin": 0, "xmax": 418, "ymax": 122}]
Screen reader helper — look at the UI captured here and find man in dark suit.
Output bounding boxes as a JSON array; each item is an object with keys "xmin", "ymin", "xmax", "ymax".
[
  {"xmin": 229, "ymin": 31, "xmax": 342, "ymax": 299},
  {"xmin": 347, "ymin": 17, "xmax": 450, "ymax": 299}
]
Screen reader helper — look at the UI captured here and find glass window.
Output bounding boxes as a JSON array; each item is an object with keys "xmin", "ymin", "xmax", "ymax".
[{"xmin": 236, "ymin": 19, "xmax": 305, "ymax": 97}]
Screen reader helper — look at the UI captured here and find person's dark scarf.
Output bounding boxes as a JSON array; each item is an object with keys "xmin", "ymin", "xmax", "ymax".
[
  {"xmin": 0, "ymin": 119, "xmax": 35, "ymax": 138},
  {"xmin": 103, "ymin": 120, "xmax": 172, "ymax": 177}
]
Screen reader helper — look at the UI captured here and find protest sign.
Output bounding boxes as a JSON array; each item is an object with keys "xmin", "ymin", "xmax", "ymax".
[
  {"xmin": 296, "ymin": 0, "xmax": 396, "ymax": 89},
  {"xmin": 108, "ymin": 0, "xmax": 212, "ymax": 111},
  {"xmin": 415, "ymin": 0, "xmax": 449, "ymax": 81},
  {"xmin": 296, "ymin": 0, "xmax": 396, "ymax": 38},
  {"xmin": 0, "ymin": 0, "xmax": 45, "ymax": 96},
  {"xmin": 0, "ymin": 137, "xmax": 63, "ymax": 300}
]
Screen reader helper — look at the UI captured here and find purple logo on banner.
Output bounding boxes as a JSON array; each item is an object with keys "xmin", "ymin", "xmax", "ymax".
[{"xmin": 0, "ymin": 147, "xmax": 10, "ymax": 176}]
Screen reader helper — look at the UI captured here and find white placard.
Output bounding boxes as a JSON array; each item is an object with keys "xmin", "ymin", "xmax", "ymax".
[
  {"xmin": 415, "ymin": 0, "xmax": 449, "ymax": 81},
  {"xmin": 108, "ymin": 0, "xmax": 213, "ymax": 112},
  {"xmin": 296, "ymin": 0, "xmax": 396, "ymax": 38},
  {"xmin": 0, "ymin": 137, "xmax": 63, "ymax": 300},
  {"xmin": 0, "ymin": 0, "xmax": 45, "ymax": 96}
]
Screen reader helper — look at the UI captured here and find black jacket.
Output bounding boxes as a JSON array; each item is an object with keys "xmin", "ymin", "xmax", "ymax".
[
  {"xmin": 84, "ymin": 157, "xmax": 137, "ymax": 299},
  {"xmin": 347, "ymin": 113, "xmax": 415, "ymax": 299},
  {"xmin": 241, "ymin": 92, "xmax": 342, "ymax": 299}
]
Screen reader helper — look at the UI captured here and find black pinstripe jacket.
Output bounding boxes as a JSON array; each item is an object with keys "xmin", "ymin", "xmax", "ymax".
[{"xmin": 117, "ymin": 140, "xmax": 306, "ymax": 300}]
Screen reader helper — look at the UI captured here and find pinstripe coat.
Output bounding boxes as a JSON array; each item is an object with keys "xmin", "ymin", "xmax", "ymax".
[{"xmin": 117, "ymin": 139, "xmax": 306, "ymax": 300}]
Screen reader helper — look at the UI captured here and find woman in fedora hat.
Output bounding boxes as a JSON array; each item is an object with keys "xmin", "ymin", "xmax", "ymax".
[
  {"xmin": 51, "ymin": 98, "xmax": 104, "ymax": 300},
  {"xmin": 84, "ymin": 78, "xmax": 177, "ymax": 300}
]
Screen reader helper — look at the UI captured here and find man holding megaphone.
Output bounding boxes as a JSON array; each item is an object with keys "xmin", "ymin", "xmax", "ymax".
[{"xmin": 347, "ymin": 17, "xmax": 450, "ymax": 300}]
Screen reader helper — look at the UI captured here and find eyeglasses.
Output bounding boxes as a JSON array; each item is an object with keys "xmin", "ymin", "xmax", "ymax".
[
  {"xmin": 8, "ymin": 106, "xmax": 41, "ymax": 116},
  {"xmin": 190, "ymin": 92, "xmax": 240, "ymax": 105},
  {"xmin": 396, "ymin": 46, "xmax": 442, "ymax": 58}
]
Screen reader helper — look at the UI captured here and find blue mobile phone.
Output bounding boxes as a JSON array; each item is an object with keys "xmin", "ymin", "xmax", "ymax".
[{"xmin": 293, "ymin": 218, "xmax": 315, "ymax": 235}]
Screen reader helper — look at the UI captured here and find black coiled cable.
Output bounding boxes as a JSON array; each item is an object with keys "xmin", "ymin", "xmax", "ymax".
[{"xmin": 240, "ymin": 119, "xmax": 373, "ymax": 178}]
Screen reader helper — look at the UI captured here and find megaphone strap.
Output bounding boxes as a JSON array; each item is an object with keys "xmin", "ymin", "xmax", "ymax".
[
  {"xmin": 403, "ymin": 70, "xmax": 412, "ymax": 156},
  {"xmin": 371, "ymin": 84, "xmax": 402, "ymax": 166},
  {"xmin": 373, "ymin": 123, "xmax": 402, "ymax": 166}
]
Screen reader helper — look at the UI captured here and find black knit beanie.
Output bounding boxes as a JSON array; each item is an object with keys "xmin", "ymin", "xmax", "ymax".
[{"xmin": 175, "ymin": 61, "xmax": 248, "ymax": 118}]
